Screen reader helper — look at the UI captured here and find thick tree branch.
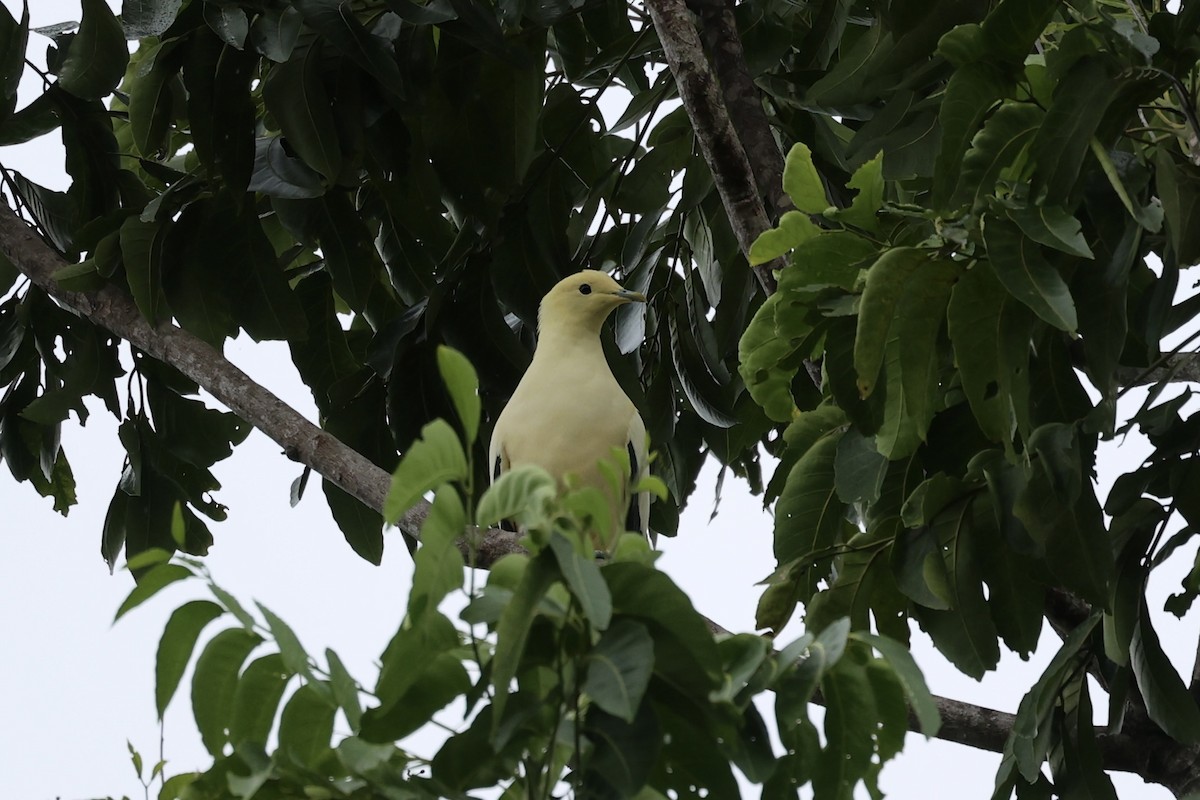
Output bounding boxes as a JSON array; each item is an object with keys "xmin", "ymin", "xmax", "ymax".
[
  {"xmin": 645, "ymin": 0, "xmax": 780, "ymax": 294},
  {"xmin": 1116, "ymin": 354, "xmax": 1200, "ymax": 387},
  {"xmin": 693, "ymin": 0, "xmax": 789, "ymax": 220}
]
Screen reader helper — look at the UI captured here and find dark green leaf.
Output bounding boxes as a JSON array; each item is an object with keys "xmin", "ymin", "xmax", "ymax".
[
  {"xmin": 58, "ymin": 0, "xmax": 129, "ymax": 100},
  {"xmin": 230, "ymin": 653, "xmax": 292, "ymax": 747},
  {"xmin": 1131, "ymin": 606, "xmax": 1200, "ymax": 743},
  {"xmin": 984, "ymin": 218, "xmax": 1078, "ymax": 332},
  {"xmin": 263, "ymin": 45, "xmax": 343, "ymax": 183},
  {"xmin": 583, "ymin": 618, "xmax": 654, "ymax": 723}
]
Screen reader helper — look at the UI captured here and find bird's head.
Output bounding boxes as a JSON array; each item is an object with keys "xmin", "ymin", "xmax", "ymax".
[{"xmin": 538, "ymin": 270, "xmax": 646, "ymax": 336}]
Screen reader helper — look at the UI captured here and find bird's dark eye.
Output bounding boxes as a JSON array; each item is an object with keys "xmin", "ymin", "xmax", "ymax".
[{"xmin": 579, "ymin": 283, "xmax": 592, "ymax": 295}]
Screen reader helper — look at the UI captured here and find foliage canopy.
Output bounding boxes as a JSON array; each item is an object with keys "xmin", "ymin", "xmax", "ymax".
[{"xmin": 7, "ymin": 0, "xmax": 1200, "ymax": 796}]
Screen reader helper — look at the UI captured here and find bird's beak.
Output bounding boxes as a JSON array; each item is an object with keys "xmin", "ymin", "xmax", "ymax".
[{"xmin": 613, "ymin": 288, "xmax": 647, "ymax": 303}]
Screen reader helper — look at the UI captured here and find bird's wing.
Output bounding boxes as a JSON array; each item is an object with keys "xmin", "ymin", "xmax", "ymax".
[
  {"xmin": 488, "ymin": 427, "xmax": 509, "ymax": 484},
  {"xmin": 624, "ymin": 410, "xmax": 654, "ymax": 546}
]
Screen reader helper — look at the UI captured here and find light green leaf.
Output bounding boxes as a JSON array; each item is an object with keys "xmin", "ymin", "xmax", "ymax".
[
  {"xmin": 409, "ymin": 486, "xmax": 466, "ymax": 614},
  {"xmin": 748, "ymin": 211, "xmax": 820, "ymax": 266},
  {"xmin": 436, "ymin": 345, "xmax": 481, "ymax": 447},
  {"xmin": 984, "ymin": 218, "xmax": 1078, "ymax": 332},
  {"xmin": 828, "ymin": 152, "xmax": 882, "ymax": 232},
  {"xmin": 191, "ymin": 628, "xmax": 263, "ymax": 756},
  {"xmin": 491, "ymin": 551, "xmax": 559, "ymax": 728},
  {"xmin": 476, "ymin": 463, "xmax": 557, "ymax": 528},
  {"xmin": 385, "ymin": 419, "xmax": 468, "ymax": 523},
  {"xmin": 114, "ymin": 563, "xmax": 193, "ymax": 621},
  {"xmin": 584, "ymin": 619, "xmax": 655, "ymax": 723},
  {"xmin": 154, "ymin": 599, "xmax": 224, "ymax": 719},
  {"xmin": 854, "ymin": 247, "xmax": 931, "ymax": 398},
  {"xmin": 781, "ymin": 142, "xmax": 829, "ymax": 214}
]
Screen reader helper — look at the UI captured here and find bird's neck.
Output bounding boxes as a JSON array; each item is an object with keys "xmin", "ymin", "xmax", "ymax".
[{"xmin": 532, "ymin": 323, "xmax": 608, "ymax": 368}]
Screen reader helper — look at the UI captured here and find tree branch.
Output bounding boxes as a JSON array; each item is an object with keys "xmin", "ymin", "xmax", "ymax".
[
  {"xmin": 645, "ymin": 0, "xmax": 780, "ymax": 294},
  {"xmin": 692, "ymin": 0, "xmax": 790, "ymax": 221}
]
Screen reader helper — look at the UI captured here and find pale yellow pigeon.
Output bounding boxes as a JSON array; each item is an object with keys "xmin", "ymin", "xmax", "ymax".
[{"xmin": 489, "ymin": 270, "xmax": 651, "ymax": 550}]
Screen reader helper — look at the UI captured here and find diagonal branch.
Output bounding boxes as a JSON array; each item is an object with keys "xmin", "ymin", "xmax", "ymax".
[
  {"xmin": 692, "ymin": 0, "xmax": 790, "ymax": 221},
  {"xmin": 0, "ymin": 204, "xmax": 411, "ymax": 542}
]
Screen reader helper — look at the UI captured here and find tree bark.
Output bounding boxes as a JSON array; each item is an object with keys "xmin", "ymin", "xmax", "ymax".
[{"xmin": 644, "ymin": 0, "xmax": 780, "ymax": 293}]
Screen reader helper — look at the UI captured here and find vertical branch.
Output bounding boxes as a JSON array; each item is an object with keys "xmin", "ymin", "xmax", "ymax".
[{"xmin": 645, "ymin": 0, "xmax": 780, "ymax": 294}]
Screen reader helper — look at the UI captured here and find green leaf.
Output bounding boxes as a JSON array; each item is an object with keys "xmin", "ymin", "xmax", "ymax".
[
  {"xmin": 549, "ymin": 533, "xmax": 612, "ymax": 629},
  {"xmin": 229, "ymin": 652, "xmax": 292, "ymax": 747},
  {"xmin": 854, "ymin": 247, "xmax": 931, "ymax": 398},
  {"xmin": 947, "ymin": 264, "xmax": 1034, "ymax": 448},
  {"xmin": 322, "ymin": 481, "xmax": 384, "ymax": 565},
  {"xmin": 979, "ymin": 0, "xmax": 1061, "ymax": 64},
  {"xmin": 781, "ymin": 142, "xmax": 829, "ymax": 214},
  {"xmin": 983, "ymin": 218, "xmax": 1078, "ymax": 332},
  {"xmin": 256, "ymin": 602, "xmax": 314, "ymax": 683},
  {"xmin": 121, "ymin": 0, "xmax": 184, "ymax": 38},
  {"xmin": 854, "ymin": 632, "xmax": 941, "ymax": 736},
  {"xmin": 833, "ymin": 428, "xmax": 887, "ymax": 505},
  {"xmin": 114, "ymin": 563, "xmax": 193, "ymax": 621},
  {"xmin": 292, "ymin": 0, "xmax": 406, "ymax": 102},
  {"xmin": 1003, "ymin": 205, "xmax": 1095, "ymax": 259},
  {"xmin": 326, "ymin": 648, "xmax": 363, "ymax": 732},
  {"xmin": 1030, "ymin": 57, "xmax": 1121, "ymax": 205},
  {"xmin": 57, "ymin": 0, "xmax": 129, "ymax": 100},
  {"xmin": 583, "ymin": 619, "xmax": 655, "ymax": 723},
  {"xmin": 436, "ymin": 346, "xmax": 481, "ymax": 447},
  {"xmin": 932, "ymin": 63, "xmax": 1009, "ymax": 210},
  {"xmin": 203, "ymin": 3, "xmax": 248, "ymax": 49},
  {"xmin": 127, "ymin": 43, "xmax": 177, "ymax": 157},
  {"xmin": 409, "ymin": 486, "xmax": 466, "ymax": 614},
  {"xmin": 477, "ymin": 463, "xmax": 558, "ymax": 528},
  {"xmin": 316, "ymin": 193, "xmax": 383, "ymax": 312},
  {"xmin": 384, "ymin": 419, "xmax": 468, "ymax": 522},
  {"xmin": 774, "ymin": 432, "xmax": 843, "ymax": 596},
  {"xmin": 955, "ymin": 101, "xmax": 1043, "ymax": 210},
  {"xmin": 1155, "ymin": 147, "xmax": 1200, "ymax": 266},
  {"xmin": 154, "ymin": 599, "xmax": 224, "ymax": 718},
  {"xmin": 813, "ymin": 655, "xmax": 875, "ymax": 797},
  {"xmin": 191, "ymin": 628, "xmax": 263, "ymax": 756},
  {"xmin": 278, "ymin": 682, "xmax": 337, "ymax": 763},
  {"xmin": 748, "ymin": 211, "xmax": 821, "ymax": 266},
  {"xmin": 491, "ymin": 550, "xmax": 559, "ymax": 727},
  {"xmin": 1131, "ymin": 606, "xmax": 1200, "ymax": 744},
  {"xmin": 119, "ymin": 216, "xmax": 167, "ymax": 326},
  {"xmin": 0, "ymin": 1, "xmax": 29, "ymax": 121},
  {"xmin": 828, "ymin": 153, "xmax": 883, "ymax": 232},
  {"xmin": 263, "ymin": 45, "xmax": 342, "ymax": 183}
]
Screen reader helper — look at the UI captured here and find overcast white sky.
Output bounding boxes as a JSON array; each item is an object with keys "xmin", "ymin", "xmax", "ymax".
[{"xmin": 0, "ymin": 2, "xmax": 1188, "ymax": 798}]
